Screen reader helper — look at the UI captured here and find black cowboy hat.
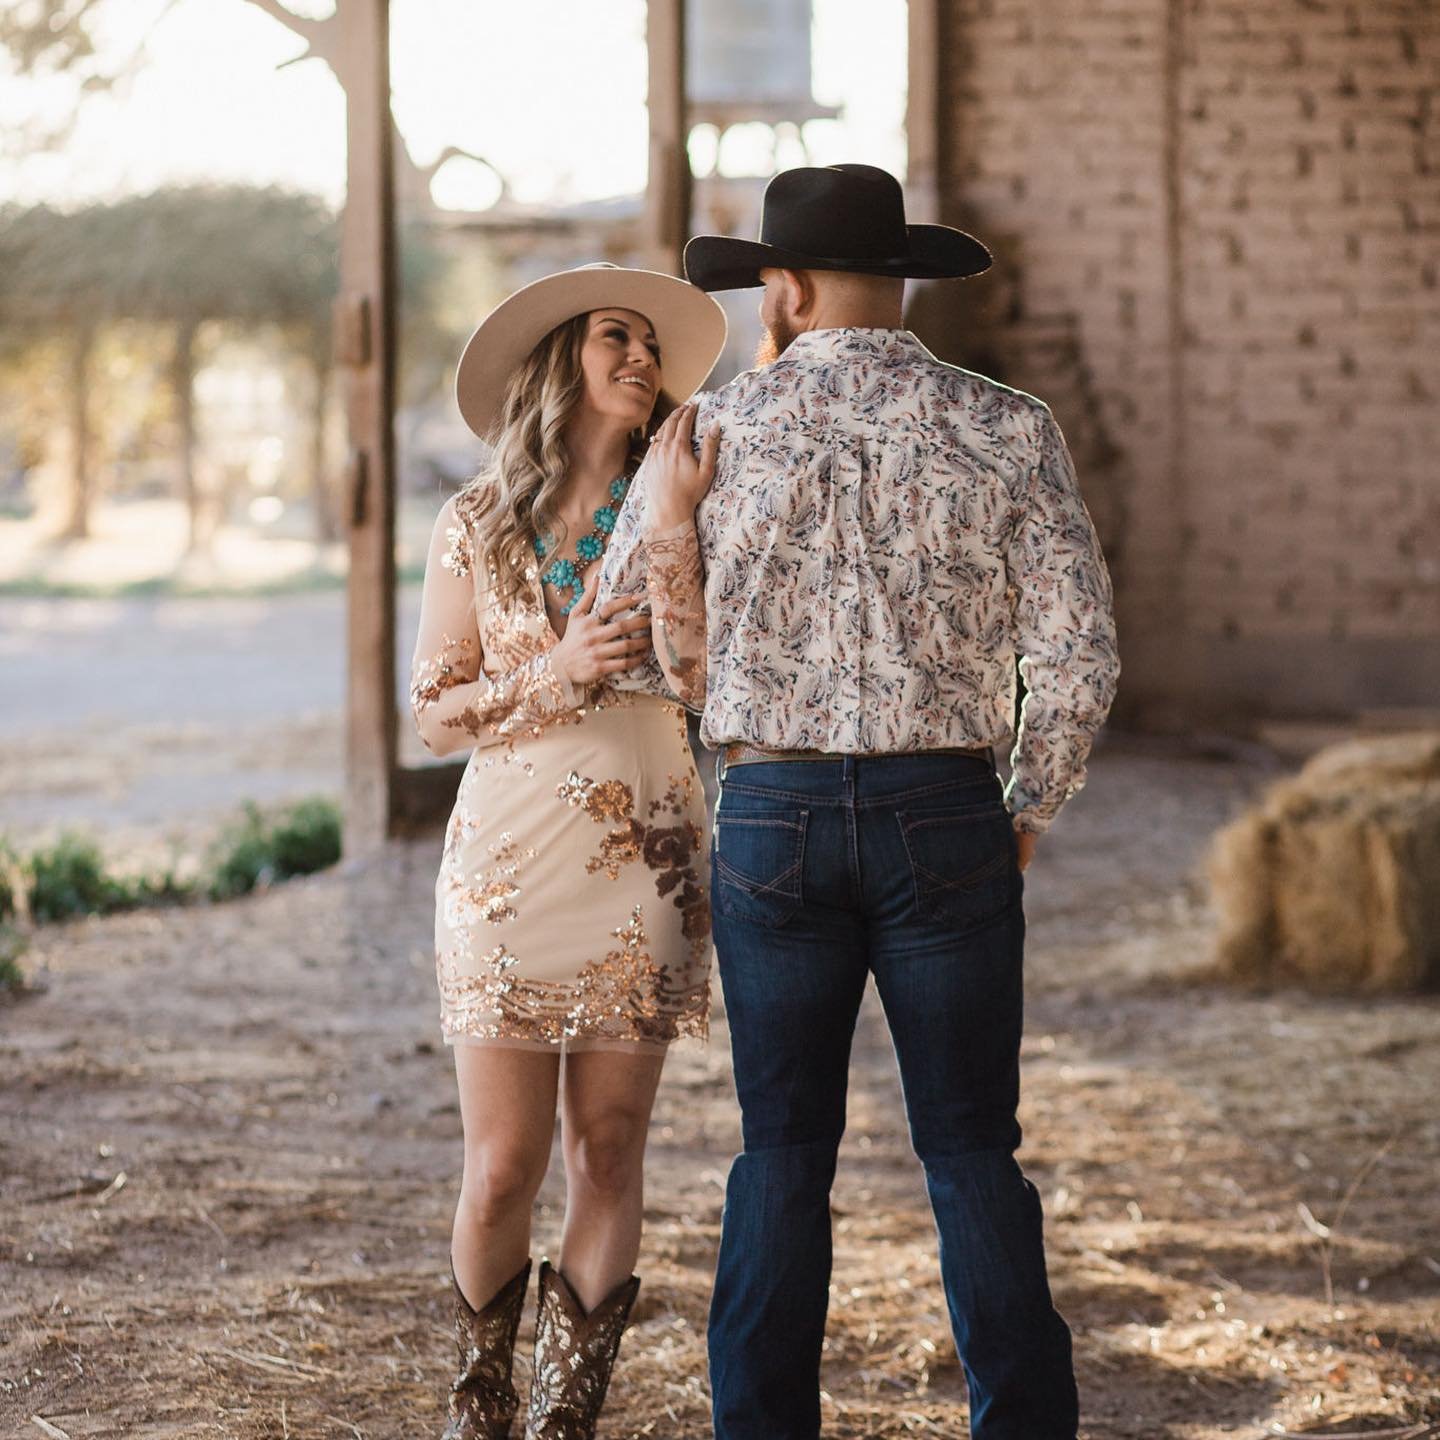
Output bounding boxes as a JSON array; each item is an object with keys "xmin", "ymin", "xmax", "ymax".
[{"xmin": 684, "ymin": 163, "xmax": 992, "ymax": 292}]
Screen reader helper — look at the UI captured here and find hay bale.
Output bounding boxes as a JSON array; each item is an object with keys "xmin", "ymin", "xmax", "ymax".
[{"xmin": 1209, "ymin": 732, "xmax": 1440, "ymax": 992}]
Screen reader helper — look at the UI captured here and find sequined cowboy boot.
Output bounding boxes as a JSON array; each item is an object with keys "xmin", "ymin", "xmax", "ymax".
[
  {"xmin": 525, "ymin": 1260, "xmax": 641, "ymax": 1439},
  {"xmin": 442, "ymin": 1258, "xmax": 532, "ymax": 1440}
]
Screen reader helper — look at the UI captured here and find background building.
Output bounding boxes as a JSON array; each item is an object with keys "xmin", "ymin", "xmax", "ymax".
[{"xmin": 908, "ymin": 0, "xmax": 1437, "ymax": 728}]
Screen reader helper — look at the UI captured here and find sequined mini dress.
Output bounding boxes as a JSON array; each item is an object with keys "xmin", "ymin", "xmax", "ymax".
[{"xmin": 409, "ymin": 488, "xmax": 711, "ymax": 1054}]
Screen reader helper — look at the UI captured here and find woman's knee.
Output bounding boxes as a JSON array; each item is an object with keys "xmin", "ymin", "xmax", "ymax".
[
  {"xmin": 565, "ymin": 1110, "xmax": 649, "ymax": 1202},
  {"xmin": 459, "ymin": 1144, "xmax": 547, "ymax": 1226}
]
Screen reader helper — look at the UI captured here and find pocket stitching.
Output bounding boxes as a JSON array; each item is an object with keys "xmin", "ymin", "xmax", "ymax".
[
  {"xmin": 897, "ymin": 810, "xmax": 1015, "ymax": 923},
  {"xmin": 715, "ymin": 815, "xmax": 805, "ymax": 832},
  {"xmin": 866, "ymin": 774, "xmax": 994, "ymax": 806},
  {"xmin": 910, "ymin": 849, "xmax": 1011, "ymax": 894},
  {"xmin": 901, "ymin": 804, "xmax": 1007, "ymax": 830},
  {"xmin": 714, "ymin": 851, "xmax": 802, "ymax": 899},
  {"xmin": 713, "ymin": 809, "xmax": 809, "ymax": 915}
]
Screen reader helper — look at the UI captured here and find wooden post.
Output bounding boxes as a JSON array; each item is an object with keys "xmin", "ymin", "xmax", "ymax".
[
  {"xmin": 906, "ymin": 0, "xmax": 946, "ymax": 225},
  {"xmin": 646, "ymin": 0, "xmax": 690, "ymax": 276},
  {"xmin": 63, "ymin": 323, "xmax": 94, "ymax": 541},
  {"xmin": 171, "ymin": 320, "xmax": 199, "ymax": 553},
  {"xmin": 337, "ymin": 0, "xmax": 398, "ymax": 854}
]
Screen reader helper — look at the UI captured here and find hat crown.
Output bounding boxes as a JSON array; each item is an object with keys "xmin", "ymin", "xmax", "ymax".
[{"xmin": 758, "ymin": 164, "xmax": 909, "ymax": 262}]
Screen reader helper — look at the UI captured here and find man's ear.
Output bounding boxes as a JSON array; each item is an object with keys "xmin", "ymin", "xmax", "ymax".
[{"xmin": 777, "ymin": 267, "xmax": 811, "ymax": 324}]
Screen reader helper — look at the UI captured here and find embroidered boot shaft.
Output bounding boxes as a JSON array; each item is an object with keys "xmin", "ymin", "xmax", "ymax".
[
  {"xmin": 442, "ymin": 1258, "xmax": 532, "ymax": 1440},
  {"xmin": 525, "ymin": 1261, "xmax": 640, "ymax": 1439}
]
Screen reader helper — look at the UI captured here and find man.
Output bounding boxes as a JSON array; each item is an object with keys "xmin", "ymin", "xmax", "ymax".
[{"xmin": 598, "ymin": 163, "xmax": 1119, "ymax": 1440}]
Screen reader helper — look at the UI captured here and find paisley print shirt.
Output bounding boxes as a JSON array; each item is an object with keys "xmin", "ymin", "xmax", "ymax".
[{"xmin": 599, "ymin": 327, "xmax": 1120, "ymax": 834}]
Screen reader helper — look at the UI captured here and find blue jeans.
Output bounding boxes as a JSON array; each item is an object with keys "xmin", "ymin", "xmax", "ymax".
[{"xmin": 707, "ymin": 753, "xmax": 1078, "ymax": 1440}]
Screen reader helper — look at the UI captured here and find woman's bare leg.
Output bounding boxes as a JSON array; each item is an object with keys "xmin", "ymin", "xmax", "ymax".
[
  {"xmin": 557, "ymin": 1048, "xmax": 666, "ymax": 1311},
  {"xmin": 451, "ymin": 1044, "xmax": 561, "ymax": 1309}
]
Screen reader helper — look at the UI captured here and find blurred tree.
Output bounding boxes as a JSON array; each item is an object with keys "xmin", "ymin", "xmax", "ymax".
[
  {"xmin": 0, "ymin": 0, "xmax": 180, "ymax": 154},
  {"xmin": 3, "ymin": 2, "xmax": 481, "ymax": 546},
  {"xmin": 0, "ymin": 187, "xmax": 338, "ymax": 544},
  {"xmin": 0, "ymin": 0, "xmax": 509, "ymax": 215},
  {"xmin": 0, "ymin": 186, "xmax": 450, "ymax": 545}
]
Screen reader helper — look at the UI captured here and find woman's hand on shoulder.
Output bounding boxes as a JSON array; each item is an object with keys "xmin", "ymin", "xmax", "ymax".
[
  {"xmin": 647, "ymin": 402, "xmax": 720, "ymax": 532},
  {"xmin": 550, "ymin": 570, "xmax": 653, "ymax": 685}
]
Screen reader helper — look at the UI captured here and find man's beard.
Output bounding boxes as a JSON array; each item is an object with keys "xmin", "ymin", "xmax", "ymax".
[{"xmin": 754, "ymin": 318, "xmax": 798, "ymax": 368}]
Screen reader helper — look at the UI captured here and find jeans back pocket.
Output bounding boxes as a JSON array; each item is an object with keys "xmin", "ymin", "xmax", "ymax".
[
  {"xmin": 713, "ymin": 810, "xmax": 809, "ymax": 929},
  {"xmin": 897, "ymin": 803, "xmax": 1018, "ymax": 934}
]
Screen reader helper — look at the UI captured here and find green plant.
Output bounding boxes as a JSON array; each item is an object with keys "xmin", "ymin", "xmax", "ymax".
[
  {"xmin": 206, "ymin": 803, "xmax": 274, "ymax": 901},
  {"xmin": 0, "ymin": 836, "xmax": 18, "ymax": 920},
  {"xmin": 0, "ymin": 923, "xmax": 27, "ymax": 992},
  {"xmin": 129, "ymin": 867, "xmax": 197, "ymax": 907},
  {"xmin": 268, "ymin": 796, "xmax": 343, "ymax": 879},
  {"xmin": 206, "ymin": 796, "xmax": 342, "ymax": 901},
  {"xmin": 27, "ymin": 832, "xmax": 131, "ymax": 921},
  {"xmin": 4, "ymin": 796, "xmax": 342, "ymax": 922}
]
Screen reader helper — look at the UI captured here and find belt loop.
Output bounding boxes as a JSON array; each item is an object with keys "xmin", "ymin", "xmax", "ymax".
[{"xmin": 711, "ymin": 747, "xmax": 725, "ymax": 852}]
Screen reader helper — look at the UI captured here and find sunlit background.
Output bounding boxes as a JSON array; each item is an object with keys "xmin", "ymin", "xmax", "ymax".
[
  {"xmin": 5, "ymin": 13, "xmax": 1440, "ymax": 1437},
  {"xmin": 2, "ymin": 0, "xmax": 904, "ymax": 208},
  {"xmin": 0, "ymin": 0, "xmax": 905, "ymax": 838},
  {"xmin": 0, "ymin": 0, "xmax": 905, "ymax": 599}
]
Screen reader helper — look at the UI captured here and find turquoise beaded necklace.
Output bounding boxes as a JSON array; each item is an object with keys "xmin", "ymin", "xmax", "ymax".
[{"xmin": 532, "ymin": 475, "xmax": 630, "ymax": 616}]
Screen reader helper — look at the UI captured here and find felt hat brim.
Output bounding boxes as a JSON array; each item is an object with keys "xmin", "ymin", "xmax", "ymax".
[
  {"xmin": 684, "ymin": 224, "xmax": 992, "ymax": 292},
  {"xmin": 455, "ymin": 264, "xmax": 728, "ymax": 441}
]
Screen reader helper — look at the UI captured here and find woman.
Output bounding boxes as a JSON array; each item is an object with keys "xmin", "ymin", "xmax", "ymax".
[{"xmin": 410, "ymin": 263, "xmax": 726, "ymax": 1440}]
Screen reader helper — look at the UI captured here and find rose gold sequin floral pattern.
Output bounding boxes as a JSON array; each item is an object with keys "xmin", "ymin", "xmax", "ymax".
[
  {"xmin": 411, "ymin": 634, "xmax": 478, "ymax": 717},
  {"xmin": 460, "ymin": 831, "xmax": 533, "ymax": 926},
  {"xmin": 555, "ymin": 774, "xmax": 634, "ymax": 825},
  {"xmin": 557, "ymin": 771, "xmax": 711, "ymax": 954},
  {"xmin": 417, "ymin": 480, "xmax": 711, "ymax": 1052},
  {"xmin": 441, "ymin": 525, "xmax": 473, "ymax": 580},
  {"xmin": 440, "ymin": 488, "xmax": 484, "ymax": 581},
  {"xmin": 439, "ymin": 904, "xmax": 705, "ymax": 1048},
  {"xmin": 441, "ymin": 656, "xmax": 572, "ymax": 741}
]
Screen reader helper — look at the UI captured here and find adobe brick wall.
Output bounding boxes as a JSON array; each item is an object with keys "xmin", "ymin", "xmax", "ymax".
[{"xmin": 918, "ymin": 0, "xmax": 1440, "ymax": 725}]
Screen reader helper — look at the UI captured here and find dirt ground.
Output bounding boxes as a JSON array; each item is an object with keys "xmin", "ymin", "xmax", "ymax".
[{"xmin": 3, "ymin": 736, "xmax": 1439, "ymax": 1439}]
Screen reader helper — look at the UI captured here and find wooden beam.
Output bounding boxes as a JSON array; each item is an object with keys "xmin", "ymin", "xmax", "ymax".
[
  {"xmin": 338, "ymin": 0, "xmax": 399, "ymax": 854},
  {"xmin": 645, "ymin": 0, "xmax": 690, "ymax": 276},
  {"xmin": 906, "ymin": 0, "xmax": 946, "ymax": 225},
  {"xmin": 392, "ymin": 762, "xmax": 465, "ymax": 835}
]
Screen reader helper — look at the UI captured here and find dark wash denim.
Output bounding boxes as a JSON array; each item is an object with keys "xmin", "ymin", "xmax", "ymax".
[{"xmin": 707, "ymin": 753, "xmax": 1078, "ymax": 1440}]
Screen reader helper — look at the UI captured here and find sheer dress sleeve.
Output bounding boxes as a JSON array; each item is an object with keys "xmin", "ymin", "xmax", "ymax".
[
  {"xmin": 641, "ymin": 518, "xmax": 707, "ymax": 712},
  {"xmin": 409, "ymin": 496, "xmax": 579, "ymax": 759}
]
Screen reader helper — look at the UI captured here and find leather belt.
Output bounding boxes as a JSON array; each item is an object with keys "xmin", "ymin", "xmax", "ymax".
[{"xmin": 721, "ymin": 741, "xmax": 993, "ymax": 767}]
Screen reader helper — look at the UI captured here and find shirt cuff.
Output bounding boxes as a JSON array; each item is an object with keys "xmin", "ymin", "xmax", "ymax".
[
  {"xmin": 1003, "ymin": 774, "xmax": 1060, "ymax": 835},
  {"xmin": 1009, "ymin": 805, "xmax": 1053, "ymax": 836}
]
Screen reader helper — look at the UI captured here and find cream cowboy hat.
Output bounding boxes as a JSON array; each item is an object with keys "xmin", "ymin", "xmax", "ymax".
[{"xmin": 454, "ymin": 262, "xmax": 728, "ymax": 440}]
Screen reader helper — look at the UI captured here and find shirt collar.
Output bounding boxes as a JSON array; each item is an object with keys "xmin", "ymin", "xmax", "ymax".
[{"xmin": 780, "ymin": 327, "xmax": 935, "ymax": 365}]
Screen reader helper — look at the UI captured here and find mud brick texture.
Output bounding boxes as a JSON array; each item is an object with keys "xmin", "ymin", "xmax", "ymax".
[{"xmin": 911, "ymin": 0, "xmax": 1439, "ymax": 723}]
